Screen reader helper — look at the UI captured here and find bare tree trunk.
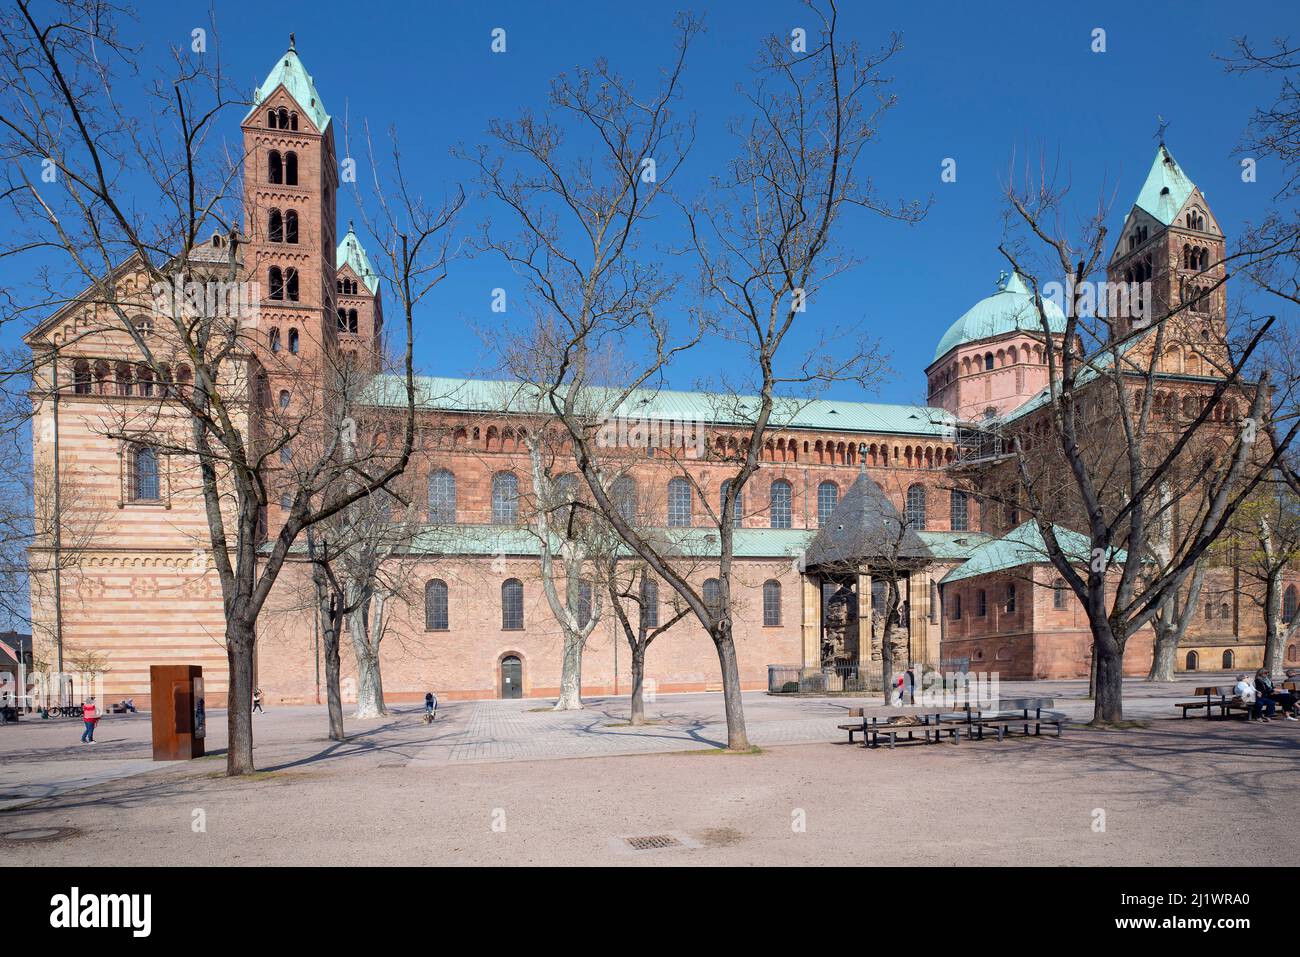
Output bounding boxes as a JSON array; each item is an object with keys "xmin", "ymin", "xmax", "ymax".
[
  {"xmin": 353, "ymin": 647, "xmax": 385, "ymax": 718},
  {"xmin": 1262, "ymin": 572, "xmax": 1291, "ymax": 678},
  {"xmin": 1149, "ymin": 562, "xmax": 1207, "ymax": 681},
  {"xmin": 554, "ymin": 634, "xmax": 584, "ymax": 711},
  {"xmin": 317, "ymin": 599, "xmax": 345, "ymax": 741},
  {"xmin": 714, "ymin": 628, "xmax": 749, "ymax": 750},
  {"xmin": 1092, "ymin": 623, "xmax": 1126, "ymax": 725},
  {"xmin": 225, "ymin": 620, "xmax": 256, "ymax": 775},
  {"xmin": 349, "ymin": 592, "xmax": 387, "ymax": 719},
  {"xmin": 1147, "ymin": 615, "xmax": 1180, "ymax": 682},
  {"xmin": 630, "ymin": 645, "xmax": 647, "ymax": 726}
]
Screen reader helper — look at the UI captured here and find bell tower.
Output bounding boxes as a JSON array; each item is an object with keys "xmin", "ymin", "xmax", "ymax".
[
  {"xmin": 240, "ymin": 37, "xmax": 339, "ymax": 375},
  {"xmin": 1107, "ymin": 144, "xmax": 1227, "ymax": 376}
]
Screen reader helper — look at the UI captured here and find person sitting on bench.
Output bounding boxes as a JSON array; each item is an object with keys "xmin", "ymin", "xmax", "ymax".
[
  {"xmin": 1235, "ymin": 675, "xmax": 1272, "ymax": 722},
  {"xmin": 1254, "ymin": 669, "xmax": 1297, "ymax": 721}
]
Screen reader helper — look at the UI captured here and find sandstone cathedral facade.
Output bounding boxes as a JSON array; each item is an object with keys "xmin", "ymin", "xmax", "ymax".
[{"xmin": 24, "ymin": 43, "xmax": 1295, "ymax": 708}]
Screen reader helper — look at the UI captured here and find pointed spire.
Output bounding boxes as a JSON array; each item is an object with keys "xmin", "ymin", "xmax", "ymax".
[
  {"xmin": 1133, "ymin": 144, "xmax": 1196, "ymax": 226},
  {"xmin": 246, "ymin": 38, "xmax": 330, "ymax": 132}
]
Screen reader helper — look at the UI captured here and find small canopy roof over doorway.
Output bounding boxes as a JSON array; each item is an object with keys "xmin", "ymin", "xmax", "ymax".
[{"xmin": 803, "ymin": 466, "xmax": 933, "ymax": 572}]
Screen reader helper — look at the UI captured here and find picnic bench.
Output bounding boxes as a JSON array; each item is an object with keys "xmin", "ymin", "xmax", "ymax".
[
  {"xmin": 1176, "ymin": 686, "xmax": 1253, "ymax": 720},
  {"xmin": 838, "ymin": 708, "xmax": 869, "ymax": 744},
  {"xmin": 966, "ymin": 697, "xmax": 1065, "ymax": 741}
]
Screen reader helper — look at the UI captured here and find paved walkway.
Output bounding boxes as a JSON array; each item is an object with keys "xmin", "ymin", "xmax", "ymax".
[{"xmin": 406, "ymin": 677, "xmax": 1239, "ymax": 766}]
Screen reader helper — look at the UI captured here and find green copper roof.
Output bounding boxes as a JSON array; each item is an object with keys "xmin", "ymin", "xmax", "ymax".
[
  {"xmin": 1133, "ymin": 145, "xmax": 1196, "ymax": 226},
  {"xmin": 939, "ymin": 521, "xmax": 1124, "ymax": 585},
  {"xmin": 916, "ymin": 530, "xmax": 992, "ymax": 561},
  {"xmin": 364, "ymin": 376, "xmax": 956, "ymax": 438},
  {"xmin": 246, "ymin": 44, "xmax": 330, "ymax": 133},
  {"xmin": 405, "ymin": 524, "xmax": 815, "ymax": 559},
  {"xmin": 337, "ymin": 224, "xmax": 380, "ymax": 293},
  {"xmin": 932, "ymin": 271, "xmax": 1067, "ymax": 362}
]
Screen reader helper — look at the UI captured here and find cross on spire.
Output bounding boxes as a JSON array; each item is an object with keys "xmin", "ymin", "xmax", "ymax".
[{"xmin": 1154, "ymin": 114, "xmax": 1169, "ymax": 145}]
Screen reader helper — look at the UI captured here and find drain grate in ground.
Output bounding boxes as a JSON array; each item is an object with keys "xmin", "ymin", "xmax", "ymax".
[
  {"xmin": 1, "ymin": 826, "xmax": 80, "ymax": 843},
  {"xmin": 626, "ymin": 834, "xmax": 682, "ymax": 851}
]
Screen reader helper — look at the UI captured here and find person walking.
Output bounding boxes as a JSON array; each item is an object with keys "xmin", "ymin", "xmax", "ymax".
[
  {"xmin": 80, "ymin": 697, "xmax": 99, "ymax": 743},
  {"xmin": 423, "ymin": 691, "xmax": 437, "ymax": 722},
  {"xmin": 252, "ymin": 688, "xmax": 264, "ymax": 714}
]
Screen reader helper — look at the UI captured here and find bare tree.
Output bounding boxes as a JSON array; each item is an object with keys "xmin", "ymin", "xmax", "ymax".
[
  {"xmin": 0, "ymin": 1, "xmax": 458, "ymax": 773},
  {"xmin": 993, "ymin": 160, "xmax": 1300, "ymax": 724},
  {"xmin": 474, "ymin": 3, "xmax": 922, "ymax": 749}
]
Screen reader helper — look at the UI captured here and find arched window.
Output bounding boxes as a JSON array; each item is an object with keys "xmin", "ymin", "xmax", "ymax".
[
  {"xmin": 762, "ymin": 579, "xmax": 782, "ymax": 626},
  {"xmin": 277, "ymin": 107, "xmax": 289, "ymax": 129},
  {"xmin": 951, "ymin": 592, "xmax": 962, "ymax": 620},
  {"xmin": 289, "ymin": 111, "xmax": 298, "ymax": 131},
  {"xmin": 976, "ymin": 588, "xmax": 987, "ymax": 617},
  {"xmin": 267, "ymin": 109, "xmax": 277, "ymax": 129},
  {"xmin": 268, "ymin": 150, "xmax": 283, "ymax": 184},
  {"xmin": 428, "ymin": 469, "xmax": 456, "ymax": 523},
  {"xmin": 347, "ymin": 309, "xmax": 358, "ymax": 333},
  {"xmin": 285, "ymin": 210, "xmax": 298, "ymax": 244},
  {"xmin": 268, "ymin": 328, "xmax": 281, "ymax": 352},
  {"xmin": 269, "ymin": 266, "xmax": 284, "ymax": 300},
  {"xmin": 905, "ymin": 484, "xmax": 926, "ymax": 530},
  {"xmin": 72, "ymin": 359, "xmax": 91, "ymax": 395},
  {"xmin": 136, "ymin": 364, "xmax": 153, "ymax": 398},
  {"xmin": 268, "ymin": 208, "xmax": 283, "ymax": 243},
  {"xmin": 719, "ymin": 480, "xmax": 743, "ymax": 528},
  {"xmin": 492, "ymin": 471, "xmax": 519, "ymax": 523},
  {"xmin": 1005, "ymin": 583, "xmax": 1016, "ymax": 613},
  {"xmin": 129, "ymin": 444, "xmax": 160, "ymax": 501},
  {"xmin": 175, "ymin": 364, "xmax": 191, "ymax": 397},
  {"xmin": 1222, "ymin": 649, "xmax": 1234, "ymax": 670},
  {"xmin": 612, "ymin": 475, "xmax": 637, "ymax": 523},
  {"xmin": 770, "ymin": 479, "xmax": 792, "ymax": 529},
  {"xmin": 1220, "ymin": 601, "xmax": 1230, "ymax": 620},
  {"xmin": 1052, "ymin": 578, "xmax": 1067, "ymax": 610},
  {"xmin": 114, "ymin": 361, "xmax": 133, "ymax": 396},
  {"xmin": 1288, "ymin": 644, "xmax": 1298, "ymax": 663},
  {"xmin": 1285, "ymin": 585, "xmax": 1298, "ymax": 624},
  {"xmin": 287, "ymin": 328, "xmax": 299, "ymax": 354},
  {"xmin": 278, "ymin": 390, "xmax": 290, "ymax": 410},
  {"xmin": 425, "ymin": 579, "xmax": 449, "ymax": 631},
  {"xmin": 501, "ymin": 578, "xmax": 524, "ymax": 630},
  {"xmin": 817, "ymin": 481, "xmax": 838, "ymax": 527},
  {"xmin": 1186, "ymin": 651, "xmax": 1199, "ymax": 671},
  {"xmin": 950, "ymin": 489, "xmax": 968, "ymax": 531},
  {"xmin": 703, "ymin": 577, "xmax": 722, "ymax": 617},
  {"xmin": 284, "ymin": 151, "xmax": 298, "ymax": 186},
  {"xmin": 667, "ymin": 478, "xmax": 691, "ymax": 527},
  {"xmin": 285, "ymin": 268, "xmax": 299, "ymax": 302},
  {"xmin": 984, "ymin": 352, "xmax": 995, "ymax": 371},
  {"xmin": 640, "ymin": 576, "xmax": 659, "ymax": 629}
]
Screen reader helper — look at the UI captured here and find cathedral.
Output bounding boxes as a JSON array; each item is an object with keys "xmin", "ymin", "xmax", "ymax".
[{"xmin": 24, "ymin": 43, "xmax": 1293, "ymax": 708}]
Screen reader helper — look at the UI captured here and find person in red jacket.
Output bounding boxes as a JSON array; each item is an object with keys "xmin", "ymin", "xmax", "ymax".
[{"xmin": 80, "ymin": 697, "xmax": 98, "ymax": 743}]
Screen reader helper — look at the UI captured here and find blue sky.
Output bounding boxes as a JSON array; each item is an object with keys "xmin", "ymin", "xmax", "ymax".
[{"xmin": 3, "ymin": 0, "xmax": 1297, "ymax": 405}]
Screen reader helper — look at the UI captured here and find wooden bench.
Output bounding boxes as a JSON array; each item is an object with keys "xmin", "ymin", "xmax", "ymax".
[
  {"xmin": 864, "ymin": 712, "xmax": 961, "ymax": 749},
  {"xmin": 837, "ymin": 708, "xmax": 868, "ymax": 744},
  {"xmin": 967, "ymin": 697, "xmax": 1065, "ymax": 741},
  {"xmin": 1176, "ymin": 686, "xmax": 1252, "ymax": 720}
]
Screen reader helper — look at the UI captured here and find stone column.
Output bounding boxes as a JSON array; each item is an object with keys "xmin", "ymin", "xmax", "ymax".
[
  {"xmin": 857, "ymin": 571, "xmax": 873, "ymax": 666},
  {"xmin": 800, "ymin": 573, "xmax": 820, "ymax": 670}
]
